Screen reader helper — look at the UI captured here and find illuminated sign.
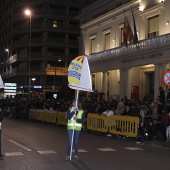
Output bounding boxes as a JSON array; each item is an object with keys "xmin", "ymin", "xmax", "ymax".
[{"xmin": 4, "ymin": 83, "xmax": 17, "ymax": 95}]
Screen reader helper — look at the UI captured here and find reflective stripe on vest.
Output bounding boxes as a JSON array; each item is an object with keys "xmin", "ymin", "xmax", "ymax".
[{"xmin": 67, "ymin": 109, "xmax": 83, "ymax": 131}]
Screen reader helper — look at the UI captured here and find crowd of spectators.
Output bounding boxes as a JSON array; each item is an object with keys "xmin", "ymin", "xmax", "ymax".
[{"xmin": 0, "ymin": 86, "xmax": 170, "ymax": 143}]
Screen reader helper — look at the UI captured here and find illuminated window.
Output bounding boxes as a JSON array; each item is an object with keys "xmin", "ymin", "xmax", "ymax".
[
  {"xmin": 91, "ymin": 38, "xmax": 96, "ymax": 53},
  {"xmin": 105, "ymin": 33, "xmax": 110, "ymax": 50},
  {"xmin": 53, "ymin": 21, "xmax": 57, "ymax": 28},
  {"xmin": 148, "ymin": 15, "xmax": 159, "ymax": 38}
]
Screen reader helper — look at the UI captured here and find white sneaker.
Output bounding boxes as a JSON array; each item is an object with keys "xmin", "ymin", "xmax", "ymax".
[
  {"xmin": 74, "ymin": 155, "xmax": 79, "ymax": 160},
  {"xmin": 106, "ymin": 134, "xmax": 112, "ymax": 137},
  {"xmin": 65, "ymin": 156, "xmax": 70, "ymax": 161},
  {"xmin": 116, "ymin": 135, "xmax": 121, "ymax": 138},
  {"xmin": 136, "ymin": 141, "xmax": 144, "ymax": 145}
]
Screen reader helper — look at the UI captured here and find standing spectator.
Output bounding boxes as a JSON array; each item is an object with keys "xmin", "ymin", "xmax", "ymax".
[
  {"xmin": 155, "ymin": 96, "xmax": 164, "ymax": 120},
  {"xmin": 102, "ymin": 106, "xmax": 114, "ymax": 137},
  {"xmin": 102, "ymin": 106, "xmax": 114, "ymax": 117},
  {"xmin": 135, "ymin": 107, "xmax": 145, "ymax": 145},
  {"xmin": 65, "ymin": 99, "xmax": 85, "ymax": 161},
  {"xmin": 115, "ymin": 101, "xmax": 125, "ymax": 115},
  {"xmin": 95, "ymin": 102, "xmax": 105, "ymax": 115},
  {"xmin": 167, "ymin": 89, "xmax": 170, "ymax": 101},
  {"xmin": 122, "ymin": 105, "xmax": 132, "ymax": 116},
  {"xmin": 94, "ymin": 90, "xmax": 98, "ymax": 101},
  {"xmin": 159, "ymin": 87, "xmax": 165, "ymax": 104},
  {"xmin": 150, "ymin": 102, "xmax": 158, "ymax": 120}
]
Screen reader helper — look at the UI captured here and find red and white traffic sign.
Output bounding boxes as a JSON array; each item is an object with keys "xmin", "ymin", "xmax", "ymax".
[{"xmin": 163, "ymin": 70, "xmax": 170, "ymax": 86}]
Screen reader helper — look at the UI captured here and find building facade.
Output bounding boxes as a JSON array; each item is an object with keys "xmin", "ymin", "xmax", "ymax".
[
  {"xmin": 77, "ymin": 0, "xmax": 170, "ymax": 101},
  {"xmin": 0, "ymin": 0, "xmax": 96, "ymax": 97}
]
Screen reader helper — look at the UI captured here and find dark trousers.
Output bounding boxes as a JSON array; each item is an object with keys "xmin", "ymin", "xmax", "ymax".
[
  {"xmin": 138, "ymin": 126, "xmax": 144, "ymax": 143},
  {"xmin": 67, "ymin": 129, "xmax": 81, "ymax": 156}
]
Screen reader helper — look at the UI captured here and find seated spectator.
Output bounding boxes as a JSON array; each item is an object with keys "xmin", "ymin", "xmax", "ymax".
[{"xmin": 151, "ymin": 119, "xmax": 167, "ymax": 142}]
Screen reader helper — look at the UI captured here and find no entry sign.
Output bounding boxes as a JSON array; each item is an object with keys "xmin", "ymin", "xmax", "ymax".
[{"xmin": 163, "ymin": 70, "xmax": 170, "ymax": 86}]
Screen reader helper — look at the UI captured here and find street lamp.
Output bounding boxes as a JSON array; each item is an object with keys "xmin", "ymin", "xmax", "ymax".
[
  {"xmin": 54, "ymin": 59, "xmax": 61, "ymax": 92},
  {"xmin": 5, "ymin": 49, "xmax": 9, "ymax": 58},
  {"xmin": 25, "ymin": 9, "xmax": 31, "ymax": 100},
  {"xmin": 31, "ymin": 77, "xmax": 36, "ymax": 85},
  {"xmin": 5, "ymin": 49, "xmax": 10, "ymax": 82}
]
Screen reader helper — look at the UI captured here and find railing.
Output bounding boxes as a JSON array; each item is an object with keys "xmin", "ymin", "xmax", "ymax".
[{"xmin": 88, "ymin": 33, "xmax": 170, "ymax": 61}]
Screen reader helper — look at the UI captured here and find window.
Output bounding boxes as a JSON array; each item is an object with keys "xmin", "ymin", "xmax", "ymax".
[
  {"xmin": 121, "ymin": 27, "xmax": 124, "ymax": 46},
  {"xmin": 105, "ymin": 33, "xmax": 110, "ymax": 50},
  {"xmin": 148, "ymin": 15, "xmax": 159, "ymax": 38},
  {"xmin": 91, "ymin": 38, "xmax": 96, "ymax": 53}
]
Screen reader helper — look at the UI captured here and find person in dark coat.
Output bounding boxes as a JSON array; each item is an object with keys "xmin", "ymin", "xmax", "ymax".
[
  {"xmin": 122, "ymin": 105, "xmax": 132, "ymax": 116},
  {"xmin": 159, "ymin": 87, "xmax": 165, "ymax": 104}
]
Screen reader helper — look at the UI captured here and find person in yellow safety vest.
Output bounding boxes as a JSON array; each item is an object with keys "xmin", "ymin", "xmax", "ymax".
[
  {"xmin": 0, "ymin": 107, "xmax": 4, "ymax": 160},
  {"xmin": 65, "ymin": 99, "xmax": 85, "ymax": 161}
]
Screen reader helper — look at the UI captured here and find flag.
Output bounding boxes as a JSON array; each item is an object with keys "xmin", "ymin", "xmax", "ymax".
[
  {"xmin": 132, "ymin": 10, "xmax": 138, "ymax": 44},
  {"xmin": 68, "ymin": 55, "xmax": 93, "ymax": 92},
  {"xmin": 123, "ymin": 16, "xmax": 134, "ymax": 46}
]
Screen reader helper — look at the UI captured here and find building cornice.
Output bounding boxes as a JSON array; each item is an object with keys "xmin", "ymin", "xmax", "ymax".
[
  {"xmin": 139, "ymin": 3, "xmax": 165, "ymax": 18},
  {"xmin": 80, "ymin": 0, "xmax": 139, "ymax": 32}
]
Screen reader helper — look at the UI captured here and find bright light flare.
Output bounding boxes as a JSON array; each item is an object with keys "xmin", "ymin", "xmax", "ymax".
[{"xmin": 25, "ymin": 9, "xmax": 31, "ymax": 16}]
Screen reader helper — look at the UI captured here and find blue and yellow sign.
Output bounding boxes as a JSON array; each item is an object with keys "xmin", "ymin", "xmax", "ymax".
[{"xmin": 68, "ymin": 56, "xmax": 84, "ymax": 86}]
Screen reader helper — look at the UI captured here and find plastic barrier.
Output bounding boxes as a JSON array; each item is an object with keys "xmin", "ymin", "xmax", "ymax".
[
  {"xmin": 28, "ymin": 109, "xmax": 139, "ymax": 137},
  {"xmin": 109, "ymin": 115, "xmax": 139, "ymax": 137},
  {"xmin": 45, "ymin": 111, "xmax": 57, "ymax": 123},
  {"xmin": 56, "ymin": 111, "xmax": 67, "ymax": 125},
  {"xmin": 87, "ymin": 114, "xmax": 109, "ymax": 132},
  {"xmin": 34, "ymin": 109, "xmax": 46, "ymax": 121}
]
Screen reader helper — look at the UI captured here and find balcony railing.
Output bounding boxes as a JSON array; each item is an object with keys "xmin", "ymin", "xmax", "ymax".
[
  {"xmin": 88, "ymin": 33, "xmax": 170, "ymax": 61},
  {"xmin": 4, "ymin": 54, "xmax": 17, "ymax": 64}
]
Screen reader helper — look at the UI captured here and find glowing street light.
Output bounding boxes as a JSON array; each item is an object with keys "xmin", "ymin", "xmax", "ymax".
[
  {"xmin": 31, "ymin": 78, "xmax": 36, "ymax": 86},
  {"xmin": 24, "ymin": 9, "xmax": 31, "ymax": 100}
]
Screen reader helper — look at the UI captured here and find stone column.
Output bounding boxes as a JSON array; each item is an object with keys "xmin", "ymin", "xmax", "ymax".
[
  {"xmin": 102, "ymin": 71, "xmax": 107, "ymax": 100},
  {"xmin": 154, "ymin": 64, "xmax": 161, "ymax": 100},
  {"xmin": 125, "ymin": 68, "xmax": 131, "ymax": 99},
  {"xmin": 119, "ymin": 69, "xmax": 126, "ymax": 100}
]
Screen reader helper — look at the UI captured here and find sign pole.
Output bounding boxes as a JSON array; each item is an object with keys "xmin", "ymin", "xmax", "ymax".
[
  {"xmin": 162, "ymin": 69, "xmax": 170, "ymax": 126},
  {"xmin": 164, "ymin": 86, "xmax": 168, "ymax": 125},
  {"xmin": 69, "ymin": 90, "xmax": 79, "ymax": 161}
]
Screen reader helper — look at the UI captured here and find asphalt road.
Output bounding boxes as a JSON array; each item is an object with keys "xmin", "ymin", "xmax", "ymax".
[{"xmin": 0, "ymin": 117, "xmax": 170, "ymax": 170}]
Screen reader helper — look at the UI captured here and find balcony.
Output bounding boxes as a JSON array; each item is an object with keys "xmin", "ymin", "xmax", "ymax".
[
  {"xmin": 3, "ymin": 54, "xmax": 17, "ymax": 65},
  {"xmin": 88, "ymin": 33, "xmax": 170, "ymax": 62}
]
